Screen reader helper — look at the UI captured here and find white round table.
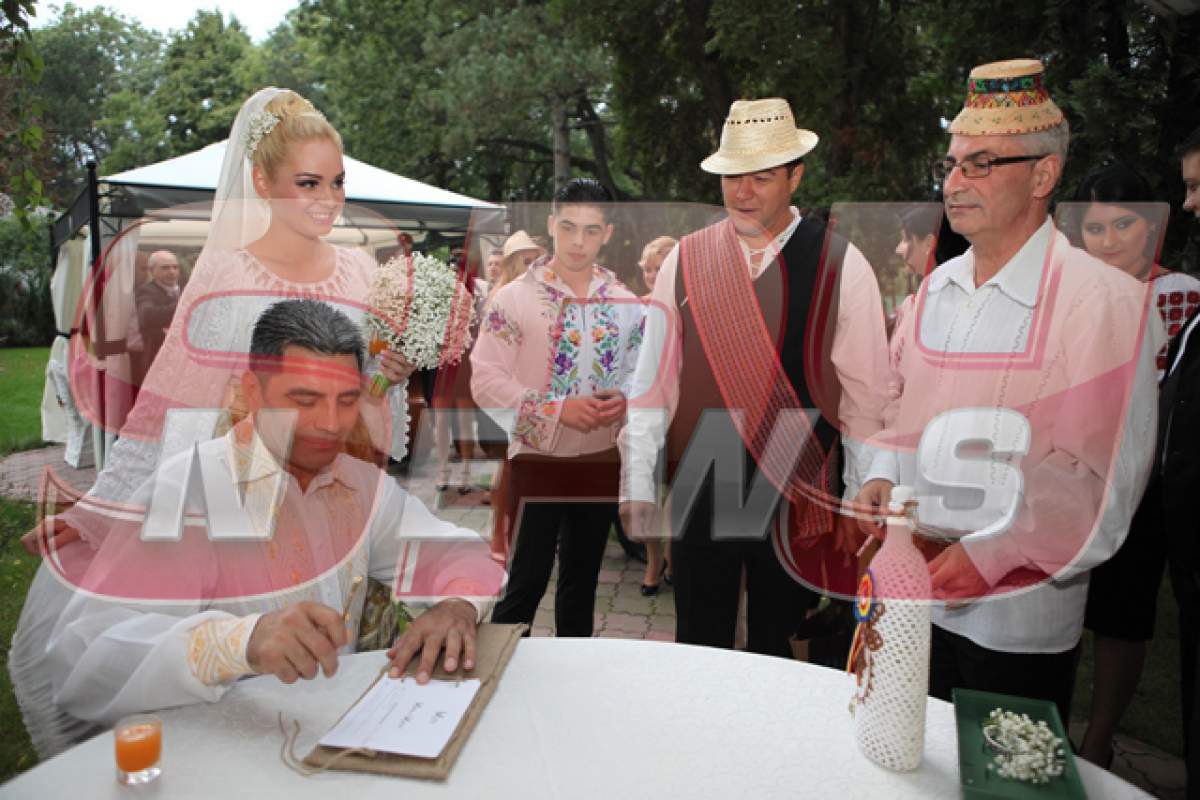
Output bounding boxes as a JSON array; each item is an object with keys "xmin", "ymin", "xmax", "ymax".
[{"xmin": 1, "ymin": 639, "xmax": 1149, "ymax": 798}]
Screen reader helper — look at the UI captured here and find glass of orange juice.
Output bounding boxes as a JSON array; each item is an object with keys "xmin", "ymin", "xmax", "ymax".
[{"xmin": 114, "ymin": 714, "xmax": 162, "ymax": 785}]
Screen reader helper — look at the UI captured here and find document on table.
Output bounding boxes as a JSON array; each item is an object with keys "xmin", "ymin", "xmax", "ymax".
[{"xmin": 319, "ymin": 677, "xmax": 482, "ymax": 759}]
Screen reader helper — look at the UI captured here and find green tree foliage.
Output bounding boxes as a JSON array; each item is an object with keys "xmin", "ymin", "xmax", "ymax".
[
  {"xmin": 0, "ymin": 215, "xmax": 54, "ymax": 346},
  {"xmin": 32, "ymin": 3, "xmax": 162, "ymax": 199},
  {"xmin": 13, "ymin": 0, "xmax": 1200, "ymax": 266},
  {"xmin": 149, "ymin": 10, "xmax": 258, "ymax": 158},
  {"xmin": 241, "ymin": 14, "xmax": 328, "ymax": 112},
  {"xmin": 1, "ymin": 0, "xmax": 51, "ymax": 224},
  {"xmin": 291, "ymin": 0, "xmax": 624, "ymax": 201},
  {"xmin": 426, "ymin": 1, "xmax": 618, "ymax": 196},
  {"xmin": 29, "ymin": 6, "xmax": 259, "ymax": 187},
  {"xmin": 564, "ymin": 0, "xmax": 952, "ymax": 204}
]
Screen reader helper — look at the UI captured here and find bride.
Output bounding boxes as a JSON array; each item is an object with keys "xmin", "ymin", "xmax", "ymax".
[
  {"xmin": 22, "ymin": 87, "xmax": 413, "ymax": 554},
  {"xmin": 11, "ymin": 87, "xmax": 417, "ymax": 757}
]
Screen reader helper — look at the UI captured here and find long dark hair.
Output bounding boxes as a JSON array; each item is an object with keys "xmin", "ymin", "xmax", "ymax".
[{"xmin": 1067, "ymin": 161, "xmax": 1158, "ymax": 249}]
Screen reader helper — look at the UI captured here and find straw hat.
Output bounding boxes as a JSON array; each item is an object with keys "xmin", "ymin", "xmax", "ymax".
[
  {"xmin": 700, "ymin": 98, "xmax": 819, "ymax": 175},
  {"xmin": 502, "ymin": 230, "xmax": 541, "ymax": 259},
  {"xmin": 949, "ymin": 59, "xmax": 1064, "ymax": 136}
]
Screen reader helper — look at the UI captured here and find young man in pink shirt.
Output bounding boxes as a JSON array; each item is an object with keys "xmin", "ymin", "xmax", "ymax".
[{"xmin": 471, "ymin": 179, "xmax": 643, "ymax": 636}]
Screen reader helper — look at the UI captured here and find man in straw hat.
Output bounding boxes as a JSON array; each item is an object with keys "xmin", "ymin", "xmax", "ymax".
[
  {"xmin": 853, "ymin": 59, "xmax": 1162, "ymax": 722},
  {"xmin": 620, "ymin": 98, "xmax": 890, "ymax": 658}
]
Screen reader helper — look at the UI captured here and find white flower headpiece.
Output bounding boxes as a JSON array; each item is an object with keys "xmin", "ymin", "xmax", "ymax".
[{"xmin": 244, "ymin": 110, "xmax": 281, "ymax": 158}]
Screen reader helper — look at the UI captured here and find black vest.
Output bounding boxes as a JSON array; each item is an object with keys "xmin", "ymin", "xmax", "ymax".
[{"xmin": 666, "ymin": 215, "xmax": 848, "ymax": 482}]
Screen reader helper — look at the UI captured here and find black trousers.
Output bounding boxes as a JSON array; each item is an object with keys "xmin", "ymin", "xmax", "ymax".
[
  {"xmin": 490, "ymin": 501, "xmax": 613, "ymax": 636},
  {"xmin": 672, "ymin": 478, "xmax": 818, "ymax": 658},
  {"xmin": 928, "ymin": 624, "xmax": 1080, "ymax": 725},
  {"xmin": 490, "ymin": 449, "xmax": 621, "ymax": 638},
  {"xmin": 1169, "ymin": 551, "xmax": 1200, "ymax": 797}
]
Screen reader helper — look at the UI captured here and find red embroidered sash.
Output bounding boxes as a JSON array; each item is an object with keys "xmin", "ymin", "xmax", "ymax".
[{"xmin": 679, "ymin": 219, "xmax": 838, "ymax": 539}]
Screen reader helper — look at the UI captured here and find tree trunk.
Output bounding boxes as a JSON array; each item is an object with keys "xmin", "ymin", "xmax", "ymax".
[
  {"xmin": 682, "ymin": 0, "xmax": 733, "ymax": 147},
  {"xmin": 575, "ymin": 93, "xmax": 625, "ymax": 200},
  {"xmin": 1102, "ymin": 0, "xmax": 1130, "ymax": 76},
  {"xmin": 550, "ymin": 92, "xmax": 571, "ymax": 191},
  {"xmin": 826, "ymin": 0, "xmax": 878, "ymax": 180}
]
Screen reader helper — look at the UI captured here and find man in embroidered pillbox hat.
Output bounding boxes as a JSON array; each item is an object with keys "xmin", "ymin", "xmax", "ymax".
[
  {"xmin": 853, "ymin": 59, "xmax": 1163, "ymax": 722},
  {"xmin": 620, "ymin": 98, "xmax": 890, "ymax": 657}
]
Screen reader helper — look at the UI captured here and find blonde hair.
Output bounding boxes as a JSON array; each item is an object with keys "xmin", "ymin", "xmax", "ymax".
[
  {"xmin": 251, "ymin": 90, "xmax": 343, "ymax": 177},
  {"xmin": 639, "ymin": 236, "xmax": 677, "ymax": 267},
  {"xmin": 492, "ymin": 252, "xmax": 530, "ymax": 294}
]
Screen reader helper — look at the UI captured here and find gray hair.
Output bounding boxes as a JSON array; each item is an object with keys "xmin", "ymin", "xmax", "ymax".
[
  {"xmin": 249, "ymin": 299, "xmax": 364, "ymax": 374},
  {"xmin": 1015, "ymin": 118, "xmax": 1070, "ymax": 163},
  {"xmin": 147, "ymin": 250, "xmax": 178, "ymax": 269}
]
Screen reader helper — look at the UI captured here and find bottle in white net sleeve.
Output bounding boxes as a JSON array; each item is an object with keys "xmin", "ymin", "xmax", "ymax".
[{"xmin": 849, "ymin": 485, "xmax": 932, "ymax": 771}]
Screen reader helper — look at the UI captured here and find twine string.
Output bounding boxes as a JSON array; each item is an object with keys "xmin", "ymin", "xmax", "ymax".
[{"xmin": 278, "ymin": 712, "xmax": 377, "ymax": 777}]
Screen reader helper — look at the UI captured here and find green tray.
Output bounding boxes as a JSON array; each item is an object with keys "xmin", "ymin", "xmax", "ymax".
[{"xmin": 952, "ymin": 688, "xmax": 1086, "ymax": 799}]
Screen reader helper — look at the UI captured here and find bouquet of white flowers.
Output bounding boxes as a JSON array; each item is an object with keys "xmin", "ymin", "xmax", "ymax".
[{"xmin": 363, "ymin": 252, "xmax": 476, "ymax": 396}]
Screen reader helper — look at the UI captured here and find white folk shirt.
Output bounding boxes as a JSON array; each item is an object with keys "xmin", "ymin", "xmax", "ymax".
[
  {"xmin": 11, "ymin": 429, "xmax": 500, "ymax": 755},
  {"xmin": 620, "ymin": 207, "xmax": 890, "ymax": 504},
  {"xmin": 865, "ymin": 218, "xmax": 1163, "ymax": 654}
]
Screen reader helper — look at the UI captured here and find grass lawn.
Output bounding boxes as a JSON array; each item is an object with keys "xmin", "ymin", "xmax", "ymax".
[
  {"xmin": 0, "ymin": 347, "xmax": 49, "ymax": 456},
  {"xmin": 0, "ymin": 498, "xmax": 41, "ymax": 783},
  {"xmin": 0, "ymin": 346, "xmax": 54, "ymax": 782}
]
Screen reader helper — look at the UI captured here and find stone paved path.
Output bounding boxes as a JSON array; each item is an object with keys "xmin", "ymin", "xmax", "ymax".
[{"xmin": 0, "ymin": 444, "xmax": 1185, "ymax": 797}]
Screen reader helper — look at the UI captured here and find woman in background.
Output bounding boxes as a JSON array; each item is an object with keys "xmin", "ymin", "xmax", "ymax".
[
  {"xmin": 481, "ymin": 230, "xmax": 545, "ymax": 563},
  {"xmin": 1071, "ymin": 161, "xmax": 1200, "ymax": 768},
  {"xmin": 636, "ymin": 235, "xmax": 676, "ymax": 296},
  {"xmin": 632, "ymin": 235, "xmax": 677, "ymax": 594}
]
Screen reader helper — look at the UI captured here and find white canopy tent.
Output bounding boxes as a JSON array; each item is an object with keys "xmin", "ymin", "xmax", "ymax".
[
  {"xmin": 46, "ymin": 143, "xmax": 504, "ymax": 468},
  {"xmin": 104, "ymin": 141, "xmax": 493, "ymax": 209}
]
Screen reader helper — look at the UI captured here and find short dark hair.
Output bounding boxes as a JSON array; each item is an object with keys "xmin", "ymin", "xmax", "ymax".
[
  {"xmin": 1177, "ymin": 126, "xmax": 1200, "ymax": 161},
  {"xmin": 898, "ymin": 205, "xmax": 941, "ymax": 241},
  {"xmin": 249, "ymin": 299, "xmax": 365, "ymax": 376},
  {"xmin": 551, "ymin": 178, "xmax": 614, "ymax": 221},
  {"xmin": 783, "ymin": 157, "xmax": 804, "ymax": 174}
]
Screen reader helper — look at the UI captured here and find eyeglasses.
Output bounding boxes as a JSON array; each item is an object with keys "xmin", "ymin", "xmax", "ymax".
[{"xmin": 931, "ymin": 153, "xmax": 1048, "ymax": 183}]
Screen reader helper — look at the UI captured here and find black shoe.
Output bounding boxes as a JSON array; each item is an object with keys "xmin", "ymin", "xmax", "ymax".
[{"xmin": 640, "ymin": 563, "xmax": 667, "ymax": 596}]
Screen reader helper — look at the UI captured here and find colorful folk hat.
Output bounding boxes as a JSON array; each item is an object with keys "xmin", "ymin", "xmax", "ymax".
[
  {"xmin": 949, "ymin": 59, "xmax": 1065, "ymax": 136},
  {"xmin": 700, "ymin": 98, "xmax": 819, "ymax": 175}
]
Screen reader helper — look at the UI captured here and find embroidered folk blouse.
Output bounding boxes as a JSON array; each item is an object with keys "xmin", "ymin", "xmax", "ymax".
[{"xmin": 470, "ymin": 260, "xmax": 645, "ymax": 458}]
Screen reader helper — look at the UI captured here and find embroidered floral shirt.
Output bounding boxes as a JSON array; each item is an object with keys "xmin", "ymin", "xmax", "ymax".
[
  {"xmin": 471, "ymin": 259, "xmax": 645, "ymax": 457},
  {"xmin": 1149, "ymin": 266, "xmax": 1200, "ymax": 378}
]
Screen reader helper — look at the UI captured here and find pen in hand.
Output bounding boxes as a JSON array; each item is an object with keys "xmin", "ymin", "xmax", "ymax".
[{"xmin": 342, "ymin": 575, "xmax": 364, "ymax": 631}]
